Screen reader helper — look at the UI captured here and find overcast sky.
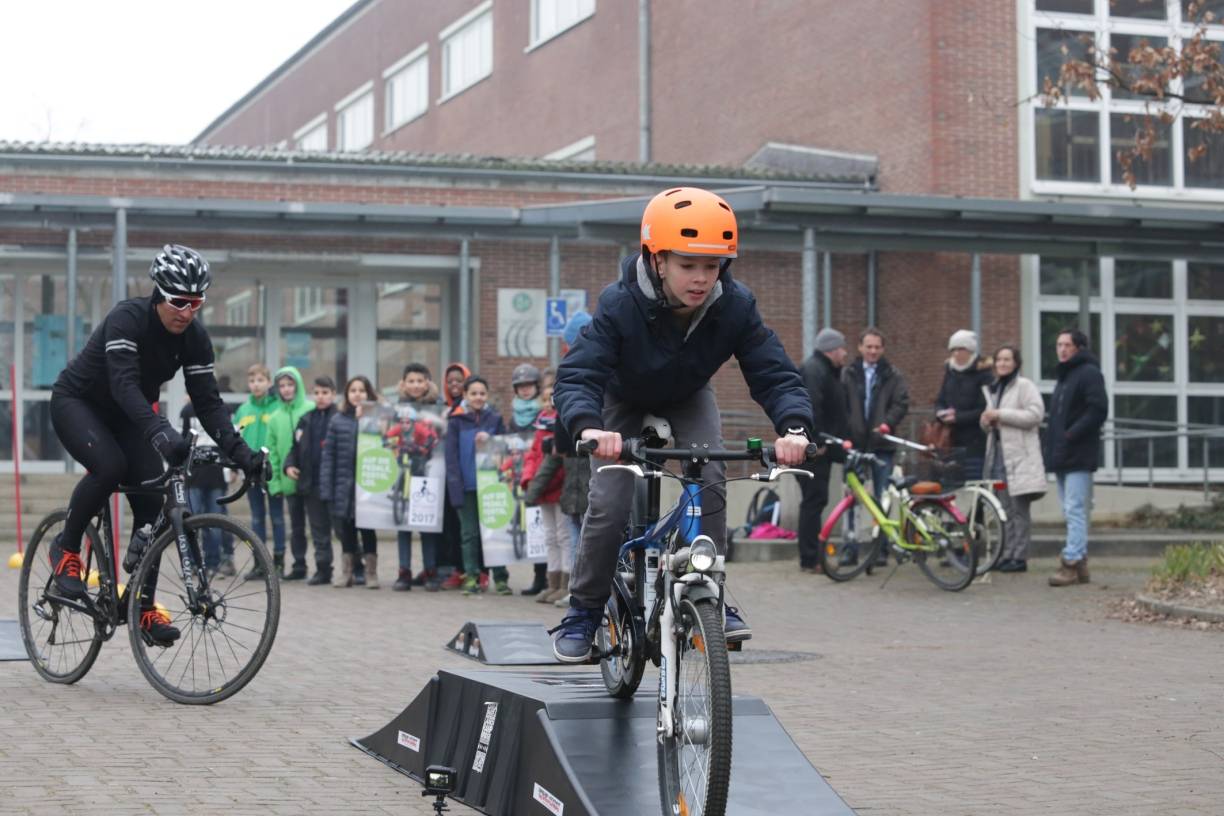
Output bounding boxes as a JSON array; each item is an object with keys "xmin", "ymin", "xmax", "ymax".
[{"xmin": 0, "ymin": 0, "xmax": 356, "ymax": 145}]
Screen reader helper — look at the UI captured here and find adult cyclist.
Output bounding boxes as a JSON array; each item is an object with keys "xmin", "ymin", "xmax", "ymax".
[
  {"xmin": 48, "ymin": 244, "xmax": 265, "ymax": 645},
  {"xmin": 551, "ymin": 187, "xmax": 815, "ymax": 663}
]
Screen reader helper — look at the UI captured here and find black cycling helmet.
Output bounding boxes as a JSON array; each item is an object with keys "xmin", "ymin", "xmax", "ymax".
[{"xmin": 149, "ymin": 244, "xmax": 211, "ymax": 295}]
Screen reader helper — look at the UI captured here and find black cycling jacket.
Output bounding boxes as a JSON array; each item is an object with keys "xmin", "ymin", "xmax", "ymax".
[{"xmin": 53, "ymin": 295, "xmax": 242, "ymax": 456}]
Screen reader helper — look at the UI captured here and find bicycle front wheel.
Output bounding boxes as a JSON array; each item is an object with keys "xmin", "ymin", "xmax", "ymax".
[
  {"xmin": 658, "ymin": 597, "xmax": 732, "ymax": 816},
  {"xmin": 127, "ymin": 514, "xmax": 280, "ymax": 705},
  {"xmin": 968, "ymin": 492, "xmax": 1005, "ymax": 575},
  {"xmin": 818, "ymin": 502, "xmax": 880, "ymax": 582},
  {"xmin": 598, "ymin": 567, "xmax": 644, "ymax": 699},
  {"xmin": 18, "ymin": 511, "xmax": 106, "ymax": 684},
  {"xmin": 908, "ymin": 501, "xmax": 977, "ymax": 591}
]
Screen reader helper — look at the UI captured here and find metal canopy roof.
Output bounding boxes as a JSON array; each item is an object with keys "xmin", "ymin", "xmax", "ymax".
[{"xmin": 4, "ymin": 184, "xmax": 1224, "ymax": 261}]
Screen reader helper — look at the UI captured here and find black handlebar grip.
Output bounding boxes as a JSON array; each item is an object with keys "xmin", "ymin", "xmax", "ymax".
[{"xmin": 576, "ymin": 438, "xmax": 599, "ymax": 455}]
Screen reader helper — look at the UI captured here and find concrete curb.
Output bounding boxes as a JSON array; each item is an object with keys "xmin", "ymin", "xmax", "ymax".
[{"xmin": 1135, "ymin": 594, "xmax": 1224, "ymax": 624}]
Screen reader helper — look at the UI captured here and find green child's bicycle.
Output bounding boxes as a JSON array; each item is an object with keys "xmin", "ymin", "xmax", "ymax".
[{"xmin": 817, "ymin": 433, "xmax": 977, "ymax": 591}]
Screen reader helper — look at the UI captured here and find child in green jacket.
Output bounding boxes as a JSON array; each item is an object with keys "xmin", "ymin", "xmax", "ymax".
[
  {"xmin": 233, "ymin": 363, "xmax": 284, "ymax": 575},
  {"xmin": 268, "ymin": 366, "xmax": 312, "ymax": 580}
]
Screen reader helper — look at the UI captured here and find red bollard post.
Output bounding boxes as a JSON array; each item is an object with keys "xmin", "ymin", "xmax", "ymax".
[{"xmin": 11, "ymin": 364, "xmax": 23, "ymax": 555}]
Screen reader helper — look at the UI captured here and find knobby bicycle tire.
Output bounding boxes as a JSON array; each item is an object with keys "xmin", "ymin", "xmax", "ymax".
[
  {"xmin": 658, "ymin": 597, "xmax": 733, "ymax": 816},
  {"xmin": 599, "ymin": 567, "xmax": 644, "ymax": 699},
  {"xmin": 127, "ymin": 514, "xmax": 280, "ymax": 705},
  {"xmin": 18, "ymin": 510, "xmax": 107, "ymax": 685}
]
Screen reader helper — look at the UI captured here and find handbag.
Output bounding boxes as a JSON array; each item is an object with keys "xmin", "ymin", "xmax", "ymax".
[{"xmin": 919, "ymin": 418, "xmax": 953, "ymax": 451}]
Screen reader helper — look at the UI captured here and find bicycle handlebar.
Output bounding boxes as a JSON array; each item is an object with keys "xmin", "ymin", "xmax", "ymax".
[
  {"xmin": 577, "ymin": 437, "xmax": 821, "ymax": 465},
  {"xmin": 135, "ymin": 435, "xmax": 270, "ymax": 506}
]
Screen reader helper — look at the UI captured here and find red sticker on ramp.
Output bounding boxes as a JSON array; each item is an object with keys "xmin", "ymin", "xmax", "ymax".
[{"xmin": 533, "ymin": 782, "xmax": 564, "ymax": 814}]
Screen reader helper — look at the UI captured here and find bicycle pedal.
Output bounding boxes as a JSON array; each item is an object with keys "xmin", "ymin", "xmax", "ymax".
[{"xmin": 727, "ymin": 641, "xmax": 743, "ymax": 652}]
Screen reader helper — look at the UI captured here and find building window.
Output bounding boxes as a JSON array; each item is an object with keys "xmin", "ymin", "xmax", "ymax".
[
  {"xmin": 294, "ymin": 114, "xmax": 328, "ymax": 152},
  {"xmin": 440, "ymin": 2, "xmax": 493, "ymax": 101},
  {"xmin": 1034, "ymin": 255, "xmax": 1224, "ymax": 478},
  {"xmin": 543, "ymin": 134, "xmax": 596, "ymax": 161},
  {"xmin": 225, "ymin": 292, "xmax": 253, "ymax": 350},
  {"xmin": 1034, "ymin": 108, "xmax": 1100, "ymax": 181},
  {"xmin": 1188, "ymin": 396, "xmax": 1224, "ymax": 466},
  {"xmin": 385, "ymin": 45, "xmax": 429, "ymax": 133},
  {"xmin": 530, "ymin": 0, "xmax": 595, "ymax": 48},
  {"xmin": 294, "ymin": 286, "xmax": 327, "ymax": 325},
  {"xmin": 336, "ymin": 82, "xmax": 374, "ymax": 151},
  {"xmin": 1029, "ymin": 3, "xmax": 1224, "ymax": 195}
]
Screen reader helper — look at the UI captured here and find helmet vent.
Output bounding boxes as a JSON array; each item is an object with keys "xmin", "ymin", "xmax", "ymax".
[
  {"xmin": 723, "ymin": 230, "xmax": 734, "ymax": 239},
  {"xmin": 718, "ymin": 202, "xmax": 731, "ymax": 211},
  {"xmin": 673, "ymin": 200, "xmax": 692, "ymax": 209},
  {"xmin": 681, "ymin": 228, "xmax": 698, "ymax": 238}
]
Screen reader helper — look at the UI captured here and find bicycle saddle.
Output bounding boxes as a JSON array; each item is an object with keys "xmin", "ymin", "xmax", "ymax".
[{"xmin": 893, "ymin": 474, "xmax": 944, "ymax": 495}]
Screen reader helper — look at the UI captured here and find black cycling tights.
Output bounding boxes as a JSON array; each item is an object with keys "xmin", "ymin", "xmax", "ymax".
[{"xmin": 51, "ymin": 394, "xmax": 163, "ymax": 557}]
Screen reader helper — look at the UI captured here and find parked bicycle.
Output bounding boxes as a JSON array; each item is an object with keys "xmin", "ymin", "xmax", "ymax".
[
  {"xmin": 817, "ymin": 432, "xmax": 978, "ymax": 591},
  {"xmin": 17, "ymin": 436, "xmax": 280, "ymax": 705},
  {"xmin": 581, "ymin": 432, "xmax": 817, "ymax": 816}
]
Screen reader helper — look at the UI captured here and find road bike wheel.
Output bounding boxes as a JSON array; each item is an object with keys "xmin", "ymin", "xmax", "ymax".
[
  {"xmin": 907, "ymin": 501, "xmax": 977, "ymax": 591},
  {"xmin": 18, "ymin": 510, "xmax": 106, "ymax": 684},
  {"xmin": 817, "ymin": 508, "xmax": 880, "ymax": 582},
  {"xmin": 127, "ymin": 514, "xmax": 280, "ymax": 705},
  {"xmin": 598, "ymin": 568, "xmax": 644, "ymax": 699},
  {"xmin": 658, "ymin": 597, "xmax": 733, "ymax": 816},
  {"xmin": 969, "ymin": 492, "xmax": 1005, "ymax": 576}
]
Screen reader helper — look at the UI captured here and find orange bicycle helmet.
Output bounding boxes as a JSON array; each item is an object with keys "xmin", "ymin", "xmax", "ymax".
[{"xmin": 640, "ymin": 187, "xmax": 737, "ymax": 258}]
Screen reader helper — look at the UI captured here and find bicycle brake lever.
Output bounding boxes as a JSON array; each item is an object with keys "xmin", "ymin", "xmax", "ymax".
[
  {"xmin": 752, "ymin": 467, "xmax": 813, "ymax": 482},
  {"xmin": 596, "ymin": 463, "xmax": 647, "ymax": 478}
]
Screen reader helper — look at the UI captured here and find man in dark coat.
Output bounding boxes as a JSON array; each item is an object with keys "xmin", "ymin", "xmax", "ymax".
[
  {"xmin": 798, "ymin": 328, "xmax": 850, "ymax": 573},
  {"xmin": 841, "ymin": 327, "xmax": 909, "ymax": 565},
  {"xmin": 1044, "ymin": 328, "xmax": 1108, "ymax": 588}
]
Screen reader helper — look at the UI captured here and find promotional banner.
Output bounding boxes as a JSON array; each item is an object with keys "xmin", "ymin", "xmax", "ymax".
[
  {"xmin": 355, "ymin": 401, "xmax": 447, "ymax": 532},
  {"xmin": 475, "ymin": 432, "xmax": 548, "ymax": 567}
]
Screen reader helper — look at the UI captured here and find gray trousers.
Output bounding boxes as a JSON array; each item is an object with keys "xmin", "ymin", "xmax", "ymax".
[
  {"xmin": 570, "ymin": 385, "xmax": 727, "ymax": 609},
  {"xmin": 999, "ymin": 489, "xmax": 1034, "ymax": 561}
]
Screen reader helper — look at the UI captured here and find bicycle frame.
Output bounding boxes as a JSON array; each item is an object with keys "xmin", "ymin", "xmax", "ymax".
[
  {"xmin": 612, "ymin": 468, "xmax": 723, "ymax": 741},
  {"xmin": 820, "ymin": 466, "xmax": 959, "ymax": 554}
]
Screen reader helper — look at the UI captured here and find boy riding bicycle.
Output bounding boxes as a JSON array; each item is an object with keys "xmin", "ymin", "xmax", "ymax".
[{"xmin": 551, "ymin": 187, "xmax": 814, "ymax": 663}]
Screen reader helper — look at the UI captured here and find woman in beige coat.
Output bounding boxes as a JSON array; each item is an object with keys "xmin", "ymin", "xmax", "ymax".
[{"xmin": 981, "ymin": 345, "xmax": 1047, "ymax": 572}]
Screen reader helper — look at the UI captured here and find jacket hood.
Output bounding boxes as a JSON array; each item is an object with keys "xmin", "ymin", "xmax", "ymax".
[
  {"xmin": 622, "ymin": 253, "xmax": 728, "ymax": 340},
  {"xmin": 273, "ymin": 366, "xmax": 310, "ymax": 416}
]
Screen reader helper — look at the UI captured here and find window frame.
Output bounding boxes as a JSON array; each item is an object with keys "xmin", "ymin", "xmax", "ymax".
[
  {"xmin": 526, "ymin": 0, "xmax": 596, "ymax": 52},
  {"xmin": 1026, "ymin": 0, "xmax": 1224, "ymax": 200},
  {"xmin": 543, "ymin": 134, "xmax": 596, "ymax": 161},
  {"xmin": 334, "ymin": 81, "xmax": 375, "ymax": 152},
  {"xmin": 383, "ymin": 44, "xmax": 430, "ymax": 135},
  {"xmin": 439, "ymin": 1, "xmax": 494, "ymax": 103},
  {"xmin": 293, "ymin": 113, "xmax": 328, "ymax": 152}
]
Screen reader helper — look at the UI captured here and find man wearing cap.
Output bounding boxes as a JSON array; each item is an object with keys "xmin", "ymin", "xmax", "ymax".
[{"xmin": 798, "ymin": 329, "xmax": 850, "ymax": 573}]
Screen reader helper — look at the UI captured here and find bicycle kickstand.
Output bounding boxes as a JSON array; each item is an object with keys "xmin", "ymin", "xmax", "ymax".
[{"xmin": 878, "ymin": 560, "xmax": 902, "ymax": 590}]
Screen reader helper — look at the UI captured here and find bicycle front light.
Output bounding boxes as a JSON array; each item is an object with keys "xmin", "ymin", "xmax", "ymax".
[{"xmin": 688, "ymin": 536, "xmax": 717, "ymax": 573}]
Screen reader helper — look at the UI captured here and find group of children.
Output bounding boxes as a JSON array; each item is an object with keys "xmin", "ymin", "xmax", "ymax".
[{"xmin": 196, "ymin": 355, "xmax": 587, "ymax": 603}]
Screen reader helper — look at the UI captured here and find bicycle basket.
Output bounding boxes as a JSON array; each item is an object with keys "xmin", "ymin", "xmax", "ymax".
[{"xmin": 895, "ymin": 445, "xmax": 966, "ymax": 489}]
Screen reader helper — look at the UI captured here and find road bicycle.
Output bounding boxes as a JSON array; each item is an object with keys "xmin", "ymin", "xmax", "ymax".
[
  {"xmin": 17, "ymin": 437, "xmax": 280, "ymax": 704},
  {"xmin": 582, "ymin": 433, "xmax": 816, "ymax": 816},
  {"xmin": 817, "ymin": 433, "xmax": 978, "ymax": 591}
]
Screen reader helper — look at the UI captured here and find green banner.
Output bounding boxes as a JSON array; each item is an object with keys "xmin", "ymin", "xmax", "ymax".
[
  {"xmin": 476, "ymin": 469, "xmax": 515, "ymax": 529},
  {"xmin": 356, "ymin": 432, "xmax": 397, "ymax": 494}
]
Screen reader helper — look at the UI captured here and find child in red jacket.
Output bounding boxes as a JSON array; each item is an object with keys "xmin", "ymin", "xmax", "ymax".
[{"xmin": 521, "ymin": 385, "xmax": 572, "ymax": 603}]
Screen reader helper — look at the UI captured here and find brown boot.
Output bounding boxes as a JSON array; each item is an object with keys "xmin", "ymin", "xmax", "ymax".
[
  {"xmin": 333, "ymin": 553, "xmax": 354, "ymax": 588},
  {"xmin": 536, "ymin": 570, "xmax": 561, "ymax": 604},
  {"xmin": 363, "ymin": 553, "xmax": 380, "ymax": 589},
  {"xmin": 1048, "ymin": 558, "xmax": 1083, "ymax": 587},
  {"xmin": 1075, "ymin": 556, "xmax": 1090, "ymax": 584},
  {"xmin": 544, "ymin": 571, "xmax": 570, "ymax": 604}
]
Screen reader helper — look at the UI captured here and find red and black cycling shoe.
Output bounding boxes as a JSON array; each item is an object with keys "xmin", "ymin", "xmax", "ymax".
[
  {"xmin": 48, "ymin": 534, "xmax": 87, "ymax": 599},
  {"xmin": 139, "ymin": 607, "xmax": 181, "ymax": 647}
]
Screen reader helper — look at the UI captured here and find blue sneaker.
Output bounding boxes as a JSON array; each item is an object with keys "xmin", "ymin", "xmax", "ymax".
[
  {"xmin": 724, "ymin": 606, "xmax": 751, "ymax": 643},
  {"xmin": 550, "ymin": 604, "xmax": 602, "ymax": 664}
]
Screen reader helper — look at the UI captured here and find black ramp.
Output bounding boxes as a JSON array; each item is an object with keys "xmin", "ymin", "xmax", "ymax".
[
  {"xmin": 0, "ymin": 620, "xmax": 26, "ymax": 661},
  {"xmin": 446, "ymin": 621, "xmax": 560, "ymax": 665},
  {"xmin": 353, "ymin": 669, "xmax": 854, "ymax": 815}
]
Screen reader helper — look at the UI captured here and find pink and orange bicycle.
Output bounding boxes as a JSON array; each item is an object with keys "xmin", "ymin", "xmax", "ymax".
[{"xmin": 816, "ymin": 433, "xmax": 977, "ymax": 591}]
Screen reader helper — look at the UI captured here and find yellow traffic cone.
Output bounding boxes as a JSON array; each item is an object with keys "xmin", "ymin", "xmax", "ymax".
[
  {"xmin": 87, "ymin": 569, "xmax": 101, "ymax": 588},
  {"xmin": 7, "ymin": 551, "xmax": 24, "ymax": 569}
]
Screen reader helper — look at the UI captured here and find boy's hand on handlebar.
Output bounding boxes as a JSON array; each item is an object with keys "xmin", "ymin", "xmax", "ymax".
[
  {"xmin": 580, "ymin": 428, "xmax": 623, "ymax": 460},
  {"xmin": 774, "ymin": 434, "xmax": 810, "ymax": 466}
]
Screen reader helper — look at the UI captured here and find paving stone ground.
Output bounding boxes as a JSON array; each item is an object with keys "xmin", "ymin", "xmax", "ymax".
[{"xmin": 1, "ymin": 551, "xmax": 1221, "ymax": 815}]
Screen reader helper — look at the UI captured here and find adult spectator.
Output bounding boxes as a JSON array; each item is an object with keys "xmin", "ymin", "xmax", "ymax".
[
  {"xmin": 842, "ymin": 327, "xmax": 909, "ymax": 565},
  {"xmin": 934, "ymin": 329, "xmax": 993, "ymax": 483},
  {"xmin": 1044, "ymin": 328, "xmax": 1108, "ymax": 587},
  {"xmin": 980, "ymin": 345, "xmax": 1046, "ymax": 573},
  {"xmin": 798, "ymin": 328, "xmax": 850, "ymax": 574}
]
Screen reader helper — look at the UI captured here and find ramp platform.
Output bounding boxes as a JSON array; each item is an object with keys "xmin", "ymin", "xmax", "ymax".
[
  {"xmin": 0, "ymin": 620, "xmax": 27, "ymax": 661},
  {"xmin": 446, "ymin": 621, "xmax": 560, "ymax": 666},
  {"xmin": 352, "ymin": 668, "xmax": 854, "ymax": 815}
]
